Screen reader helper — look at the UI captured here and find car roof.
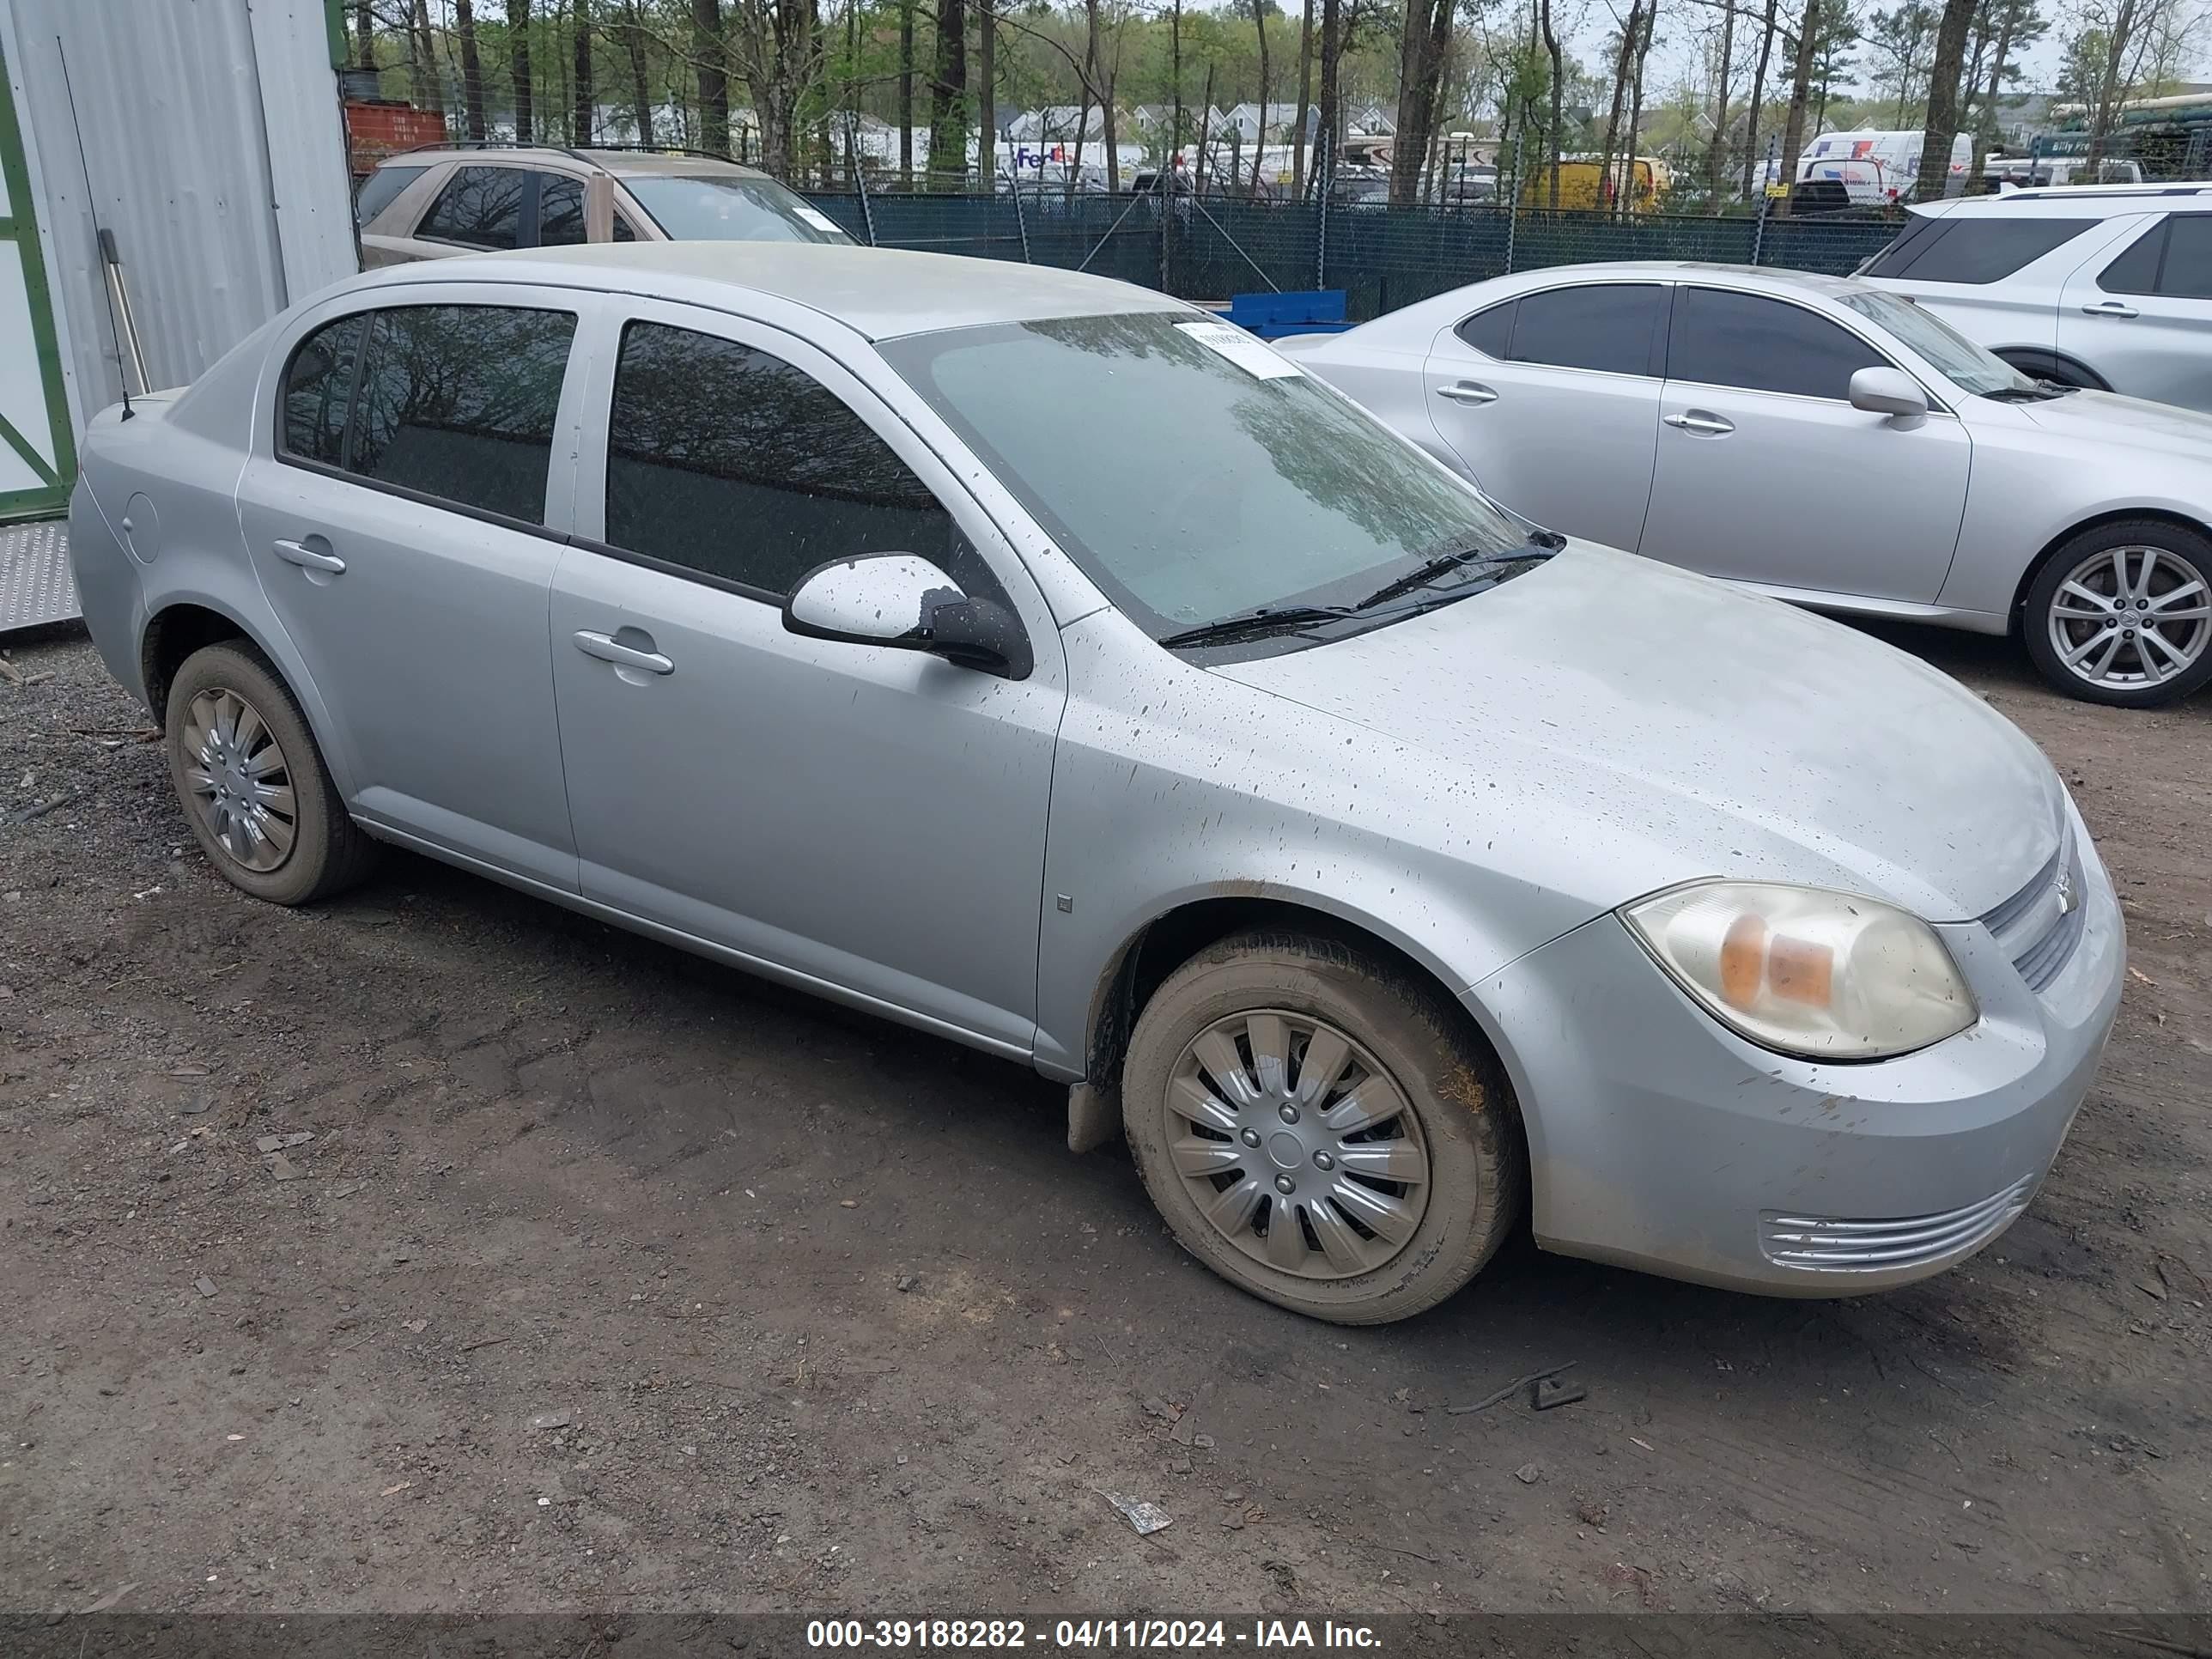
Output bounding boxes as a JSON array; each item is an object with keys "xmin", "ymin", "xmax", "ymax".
[
  {"xmin": 1494, "ymin": 260, "xmax": 1870, "ymax": 298},
  {"xmin": 386, "ymin": 145, "xmax": 777, "ymax": 180},
  {"xmin": 344, "ymin": 241, "xmax": 1192, "ymax": 341},
  {"xmin": 1911, "ymin": 184, "xmax": 2212, "ymax": 218}
]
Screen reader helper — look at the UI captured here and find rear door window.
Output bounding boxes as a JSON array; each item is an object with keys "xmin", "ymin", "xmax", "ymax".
[
  {"xmin": 416, "ymin": 166, "xmax": 526, "ymax": 249},
  {"xmin": 2156, "ymin": 215, "xmax": 2212, "ymax": 300},
  {"xmin": 279, "ymin": 305, "xmax": 578, "ymax": 525},
  {"xmin": 1668, "ymin": 288, "xmax": 1889, "ymax": 400},
  {"xmin": 535, "ymin": 174, "xmax": 588, "ymax": 246},
  {"xmin": 1453, "ymin": 300, "xmax": 1516, "ymax": 358},
  {"xmin": 1502, "ymin": 283, "xmax": 1664, "ymax": 376},
  {"xmin": 2095, "ymin": 216, "xmax": 2212, "ymax": 299},
  {"xmin": 1863, "ymin": 216, "xmax": 2096, "ymax": 283},
  {"xmin": 2098, "ymin": 217, "xmax": 2167, "ymax": 295},
  {"xmin": 279, "ymin": 315, "xmax": 368, "ymax": 465}
]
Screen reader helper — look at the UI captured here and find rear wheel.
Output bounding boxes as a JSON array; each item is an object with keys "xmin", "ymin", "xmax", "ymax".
[
  {"xmin": 164, "ymin": 641, "xmax": 377, "ymax": 904},
  {"xmin": 1121, "ymin": 931, "xmax": 1524, "ymax": 1325},
  {"xmin": 2022, "ymin": 522, "xmax": 2212, "ymax": 708}
]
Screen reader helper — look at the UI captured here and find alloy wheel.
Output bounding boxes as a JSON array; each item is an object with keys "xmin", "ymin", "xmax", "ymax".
[
  {"xmin": 180, "ymin": 687, "xmax": 299, "ymax": 873},
  {"xmin": 1164, "ymin": 1009, "xmax": 1431, "ymax": 1281},
  {"xmin": 2045, "ymin": 544, "xmax": 2212, "ymax": 692}
]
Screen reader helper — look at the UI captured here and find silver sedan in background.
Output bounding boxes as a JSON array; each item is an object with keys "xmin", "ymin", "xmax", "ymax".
[
  {"xmin": 70, "ymin": 246, "xmax": 2121, "ymax": 1323},
  {"xmin": 1278, "ymin": 263, "xmax": 2212, "ymax": 707}
]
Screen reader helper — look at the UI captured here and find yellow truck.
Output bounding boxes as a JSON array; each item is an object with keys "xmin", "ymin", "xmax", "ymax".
[{"xmin": 1521, "ymin": 158, "xmax": 1659, "ymax": 211}]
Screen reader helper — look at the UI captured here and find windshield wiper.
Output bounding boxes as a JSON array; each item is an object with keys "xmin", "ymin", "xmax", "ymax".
[
  {"xmin": 1349, "ymin": 530, "xmax": 1562, "ymax": 613},
  {"xmin": 1158, "ymin": 604, "xmax": 1355, "ymax": 649},
  {"xmin": 1983, "ymin": 384, "xmax": 2065, "ymax": 403}
]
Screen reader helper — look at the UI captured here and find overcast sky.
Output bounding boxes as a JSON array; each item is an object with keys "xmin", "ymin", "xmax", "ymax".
[{"xmin": 1548, "ymin": 0, "xmax": 2081, "ymax": 115}]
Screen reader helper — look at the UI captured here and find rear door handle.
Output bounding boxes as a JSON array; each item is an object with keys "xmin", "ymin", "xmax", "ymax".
[
  {"xmin": 272, "ymin": 538, "xmax": 345, "ymax": 574},
  {"xmin": 573, "ymin": 629, "xmax": 674, "ymax": 676},
  {"xmin": 2080, "ymin": 300, "xmax": 2139, "ymax": 319},
  {"xmin": 1663, "ymin": 410, "xmax": 1735, "ymax": 435},
  {"xmin": 1435, "ymin": 381, "xmax": 1498, "ymax": 405}
]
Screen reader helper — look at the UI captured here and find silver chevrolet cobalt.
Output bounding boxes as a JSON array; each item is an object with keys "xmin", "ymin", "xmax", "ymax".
[{"xmin": 70, "ymin": 245, "xmax": 2123, "ymax": 1323}]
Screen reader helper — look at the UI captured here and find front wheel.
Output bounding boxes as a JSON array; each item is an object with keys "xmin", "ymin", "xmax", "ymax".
[
  {"xmin": 2021, "ymin": 523, "xmax": 2212, "ymax": 708},
  {"xmin": 1121, "ymin": 931, "xmax": 1525, "ymax": 1325}
]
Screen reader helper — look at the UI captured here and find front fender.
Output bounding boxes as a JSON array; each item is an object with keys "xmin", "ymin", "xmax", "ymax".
[{"xmin": 1031, "ymin": 616, "xmax": 1602, "ymax": 1081}]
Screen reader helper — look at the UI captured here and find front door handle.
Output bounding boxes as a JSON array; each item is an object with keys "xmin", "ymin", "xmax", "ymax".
[
  {"xmin": 1435, "ymin": 381, "xmax": 1499, "ymax": 405},
  {"xmin": 2080, "ymin": 299, "xmax": 2139, "ymax": 319},
  {"xmin": 273, "ymin": 538, "xmax": 345, "ymax": 574},
  {"xmin": 1663, "ymin": 410, "xmax": 1735, "ymax": 435},
  {"xmin": 573, "ymin": 629, "xmax": 674, "ymax": 676}
]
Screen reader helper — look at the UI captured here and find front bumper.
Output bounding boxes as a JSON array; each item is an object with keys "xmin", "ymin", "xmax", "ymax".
[{"xmin": 1474, "ymin": 804, "xmax": 2124, "ymax": 1295}]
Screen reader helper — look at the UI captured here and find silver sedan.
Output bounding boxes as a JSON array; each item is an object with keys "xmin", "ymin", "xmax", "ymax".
[
  {"xmin": 70, "ymin": 244, "xmax": 2121, "ymax": 1323},
  {"xmin": 1277, "ymin": 262, "xmax": 2212, "ymax": 707}
]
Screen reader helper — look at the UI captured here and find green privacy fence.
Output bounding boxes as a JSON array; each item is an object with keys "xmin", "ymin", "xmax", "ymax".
[{"xmin": 799, "ymin": 191, "xmax": 1904, "ymax": 321}]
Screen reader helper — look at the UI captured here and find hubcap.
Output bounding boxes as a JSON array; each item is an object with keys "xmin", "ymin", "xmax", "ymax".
[
  {"xmin": 2048, "ymin": 544, "xmax": 2211, "ymax": 690},
  {"xmin": 1164, "ymin": 1010, "xmax": 1431, "ymax": 1281},
  {"xmin": 180, "ymin": 688, "xmax": 298, "ymax": 873}
]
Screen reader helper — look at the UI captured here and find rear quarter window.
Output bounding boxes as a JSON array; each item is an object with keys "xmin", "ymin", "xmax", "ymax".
[
  {"xmin": 354, "ymin": 165, "xmax": 427, "ymax": 229},
  {"xmin": 1863, "ymin": 216, "xmax": 2097, "ymax": 283}
]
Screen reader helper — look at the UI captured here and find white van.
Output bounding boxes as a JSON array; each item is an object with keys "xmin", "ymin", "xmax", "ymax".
[
  {"xmin": 1798, "ymin": 130, "xmax": 1972, "ymax": 201},
  {"xmin": 1981, "ymin": 155, "xmax": 2147, "ymax": 190}
]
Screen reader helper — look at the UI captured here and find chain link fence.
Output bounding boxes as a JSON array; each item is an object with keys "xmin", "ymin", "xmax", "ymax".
[{"xmin": 793, "ymin": 180, "xmax": 1903, "ymax": 320}]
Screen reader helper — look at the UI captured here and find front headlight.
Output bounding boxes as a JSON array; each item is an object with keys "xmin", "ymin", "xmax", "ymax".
[{"xmin": 1620, "ymin": 882, "xmax": 1977, "ymax": 1060}]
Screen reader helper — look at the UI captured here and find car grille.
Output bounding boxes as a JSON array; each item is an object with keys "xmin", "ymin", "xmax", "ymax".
[
  {"xmin": 1759, "ymin": 1173, "xmax": 2038, "ymax": 1272},
  {"xmin": 1979, "ymin": 830, "xmax": 2087, "ymax": 994}
]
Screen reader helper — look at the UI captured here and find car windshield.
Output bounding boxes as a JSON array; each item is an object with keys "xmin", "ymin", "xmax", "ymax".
[
  {"xmin": 621, "ymin": 174, "xmax": 850, "ymax": 243},
  {"xmin": 879, "ymin": 313, "xmax": 1532, "ymax": 643},
  {"xmin": 1834, "ymin": 288, "xmax": 2039, "ymax": 397}
]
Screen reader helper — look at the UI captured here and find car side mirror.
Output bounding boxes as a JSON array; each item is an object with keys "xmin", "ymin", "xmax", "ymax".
[
  {"xmin": 783, "ymin": 553, "xmax": 1033, "ymax": 681},
  {"xmin": 1850, "ymin": 366, "xmax": 1929, "ymax": 424}
]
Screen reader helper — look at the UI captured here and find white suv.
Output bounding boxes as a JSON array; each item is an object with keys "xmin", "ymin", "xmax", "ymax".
[{"xmin": 1858, "ymin": 185, "xmax": 2212, "ymax": 411}]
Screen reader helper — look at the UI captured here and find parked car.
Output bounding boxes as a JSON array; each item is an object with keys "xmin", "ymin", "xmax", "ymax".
[
  {"xmin": 1856, "ymin": 184, "xmax": 2212, "ymax": 409},
  {"xmin": 1278, "ymin": 261, "xmax": 2212, "ymax": 707},
  {"xmin": 356, "ymin": 143, "xmax": 851, "ymax": 265},
  {"xmin": 70, "ymin": 245, "xmax": 2120, "ymax": 1323}
]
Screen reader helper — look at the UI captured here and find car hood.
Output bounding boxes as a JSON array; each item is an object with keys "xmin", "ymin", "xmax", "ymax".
[
  {"xmin": 1210, "ymin": 544, "xmax": 2064, "ymax": 921},
  {"xmin": 2008, "ymin": 386, "xmax": 2212, "ymax": 455}
]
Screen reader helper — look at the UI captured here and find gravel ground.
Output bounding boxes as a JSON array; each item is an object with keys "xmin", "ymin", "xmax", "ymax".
[{"xmin": 0, "ymin": 619, "xmax": 2207, "ymax": 1620}]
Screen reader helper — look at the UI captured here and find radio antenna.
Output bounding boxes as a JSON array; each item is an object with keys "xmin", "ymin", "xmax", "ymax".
[{"xmin": 56, "ymin": 36, "xmax": 131, "ymax": 420}]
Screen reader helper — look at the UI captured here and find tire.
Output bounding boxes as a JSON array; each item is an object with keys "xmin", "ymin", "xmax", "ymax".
[
  {"xmin": 1121, "ymin": 930, "xmax": 1525, "ymax": 1325},
  {"xmin": 2021, "ymin": 520, "xmax": 2212, "ymax": 708},
  {"xmin": 1995, "ymin": 350, "xmax": 2105, "ymax": 392},
  {"xmin": 164, "ymin": 641, "xmax": 378, "ymax": 905}
]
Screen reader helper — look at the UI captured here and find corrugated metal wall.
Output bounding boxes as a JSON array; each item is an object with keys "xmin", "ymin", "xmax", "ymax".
[{"xmin": 0, "ymin": 0, "xmax": 356, "ymax": 434}]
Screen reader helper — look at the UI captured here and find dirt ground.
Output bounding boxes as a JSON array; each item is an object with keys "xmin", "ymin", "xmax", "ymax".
[{"xmin": 1, "ymin": 618, "xmax": 2206, "ymax": 1622}]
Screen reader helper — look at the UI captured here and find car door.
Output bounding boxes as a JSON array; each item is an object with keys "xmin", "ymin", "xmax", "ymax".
[
  {"xmin": 2057, "ymin": 212, "xmax": 2212, "ymax": 410},
  {"xmin": 1421, "ymin": 281, "xmax": 1665, "ymax": 551},
  {"xmin": 1638, "ymin": 284, "xmax": 1970, "ymax": 605},
  {"xmin": 234, "ymin": 287, "xmax": 588, "ymax": 889},
  {"xmin": 547, "ymin": 300, "xmax": 1066, "ymax": 1054}
]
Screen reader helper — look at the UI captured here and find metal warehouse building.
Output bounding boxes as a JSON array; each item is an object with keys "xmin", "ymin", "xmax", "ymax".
[{"xmin": 0, "ymin": 0, "xmax": 356, "ymax": 534}]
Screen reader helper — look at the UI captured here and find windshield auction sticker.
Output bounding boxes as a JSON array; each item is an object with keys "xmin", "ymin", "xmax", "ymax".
[{"xmin": 1175, "ymin": 320, "xmax": 1304, "ymax": 380}]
